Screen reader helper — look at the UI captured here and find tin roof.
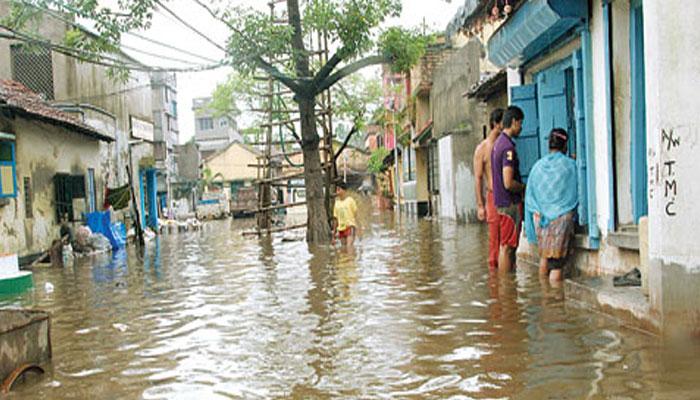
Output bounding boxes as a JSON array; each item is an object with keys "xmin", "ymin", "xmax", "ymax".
[{"xmin": 0, "ymin": 80, "xmax": 113, "ymax": 142}]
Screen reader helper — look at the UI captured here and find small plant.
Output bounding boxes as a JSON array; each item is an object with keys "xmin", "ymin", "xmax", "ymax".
[{"xmin": 368, "ymin": 147, "xmax": 391, "ymax": 174}]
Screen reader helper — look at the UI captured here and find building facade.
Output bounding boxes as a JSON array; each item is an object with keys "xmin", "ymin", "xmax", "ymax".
[
  {"xmin": 452, "ymin": 0, "xmax": 700, "ymax": 334},
  {"xmin": 192, "ymin": 97, "xmax": 242, "ymax": 160},
  {"xmin": 0, "ymin": 6, "xmax": 160, "ymax": 247},
  {"xmin": 0, "ymin": 80, "xmax": 113, "ymax": 259},
  {"xmin": 151, "ymin": 71, "xmax": 179, "ymax": 215}
]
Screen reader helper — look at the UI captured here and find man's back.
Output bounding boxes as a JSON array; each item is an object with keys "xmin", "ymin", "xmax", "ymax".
[{"xmin": 491, "ymin": 132, "xmax": 522, "ymax": 208}]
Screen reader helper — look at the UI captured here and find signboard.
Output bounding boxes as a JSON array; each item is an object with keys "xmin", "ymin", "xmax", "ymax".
[{"xmin": 130, "ymin": 116, "xmax": 154, "ymax": 142}]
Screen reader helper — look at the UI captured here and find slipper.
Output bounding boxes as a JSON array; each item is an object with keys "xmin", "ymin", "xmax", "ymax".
[{"xmin": 613, "ymin": 267, "xmax": 641, "ymax": 287}]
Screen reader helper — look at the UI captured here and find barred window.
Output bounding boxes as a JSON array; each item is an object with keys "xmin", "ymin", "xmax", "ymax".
[
  {"xmin": 23, "ymin": 177, "xmax": 32, "ymax": 218},
  {"xmin": 10, "ymin": 44, "xmax": 54, "ymax": 100}
]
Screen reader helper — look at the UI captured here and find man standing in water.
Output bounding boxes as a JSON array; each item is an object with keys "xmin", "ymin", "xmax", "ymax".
[
  {"xmin": 333, "ymin": 182, "xmax": 358, "ymax": 246},
  {"xmin": 473, "ymin": 108, "xmax": 504, "ymax": 269},
  {"xmin": 491, "ymin": 106, "xmax": 526, "ymax": 272}
]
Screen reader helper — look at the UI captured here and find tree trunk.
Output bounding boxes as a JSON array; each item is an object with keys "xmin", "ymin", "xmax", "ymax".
[
  {"xmin": 287, "ymin": 0, "xmax": 331, "ymax": 243},
  {"xmin": 299, "ymin": 96, "xmax": 332, "ymax": 243}
]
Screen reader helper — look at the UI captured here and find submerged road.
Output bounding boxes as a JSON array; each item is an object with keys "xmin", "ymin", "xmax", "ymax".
[{"xmin": 4, "ymin": 209, "xmax": 700, "ymax": 399}]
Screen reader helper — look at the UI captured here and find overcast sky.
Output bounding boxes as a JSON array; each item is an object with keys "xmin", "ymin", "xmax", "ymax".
[{"xmin": 120, "ymin": 0, "xmax": 463, "ymax": 143}]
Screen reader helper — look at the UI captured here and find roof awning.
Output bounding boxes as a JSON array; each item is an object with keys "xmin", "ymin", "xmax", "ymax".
[
  {"xmin": 0, "ymin": 132, "xmax": 15, "ymax": 141},
  {"xmin": 464, "ymin": 70, "xmax": 507, "ymax": 102},
  {"xmin": 487, "ymin": 0, "xmax": 587, "ymax": 68},
  {"xmin": 413, "ymin": 121, "xmax": 433, "ymax": 145}
]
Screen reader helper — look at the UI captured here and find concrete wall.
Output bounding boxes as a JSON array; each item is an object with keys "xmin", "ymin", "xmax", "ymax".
[
  {"xmin": 430, "ymin": 40, "xmax": 482, "ymax": 222},
  {"xmin": 0, "ymin": 117, "xmax": 105, "ymax": 257},
  {"xmin": 203, "ymin": 144, "xmax": 259, "ymax": 182},
  {"xmin": 175, "ymin": 142, "xmax": 200, "ymax": 182},
  {"xmin": 643, "ymin": 0, "xmax": 700, "ymax": 334}
]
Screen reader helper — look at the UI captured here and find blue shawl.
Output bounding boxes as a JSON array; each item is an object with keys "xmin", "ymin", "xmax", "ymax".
[{"xmin": 524, "ymin": 152, "xmax": 578, "ymax": 244}]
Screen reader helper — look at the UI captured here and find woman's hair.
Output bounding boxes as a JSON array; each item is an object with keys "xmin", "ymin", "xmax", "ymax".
[{"xmin": 549, "ymin": 128, "xmax": 568, "ymax": 152}]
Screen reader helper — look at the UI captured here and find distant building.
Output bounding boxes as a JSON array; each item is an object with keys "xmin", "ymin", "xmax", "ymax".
[
  {"xmin": 192, "ymin": 97, "xmax": 242, "ymax": 159},
  {"xmin": 151, "ymin": 72, "xmax": 179, "ymax": 213}
]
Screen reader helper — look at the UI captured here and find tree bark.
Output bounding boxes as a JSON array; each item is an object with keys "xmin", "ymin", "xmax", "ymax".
[
  {"xmin": 288, "ymin": 0, "xmax": 331, "ymax": 243},
  {"xmin": 299, "ymin": 96, "xmax": 331, "ymax": 243}
]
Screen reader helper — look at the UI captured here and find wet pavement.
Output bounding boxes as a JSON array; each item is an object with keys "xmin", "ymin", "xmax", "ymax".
[{"xmin": 4, "ymin": 208, "xmax": 700, "ymax": 399}]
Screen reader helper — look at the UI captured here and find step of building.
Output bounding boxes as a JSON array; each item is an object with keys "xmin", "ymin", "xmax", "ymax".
[
  {"xmin": 608, "ymin": 228, "xmax": 640, "ymax": 251},
  {"xmin": 564, "ymin": 276, "xmax": 660, "ymax": 335}
]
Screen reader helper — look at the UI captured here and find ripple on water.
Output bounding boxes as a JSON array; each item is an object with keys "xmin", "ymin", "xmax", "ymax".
[{"xmin": 9, "ymin": 217, "xmax": 700, "ymax": 399}]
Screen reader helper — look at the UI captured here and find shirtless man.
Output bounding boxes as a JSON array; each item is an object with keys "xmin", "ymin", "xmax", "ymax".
[{"xmin": 473, "ymin": 108, "xmax": 504, "ymax": 269}]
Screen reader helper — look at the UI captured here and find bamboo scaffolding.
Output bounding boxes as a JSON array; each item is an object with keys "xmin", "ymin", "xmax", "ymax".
[
  {"xmin": 242, "ymin": 223, "xmax": 307, "ymax": 236},
  {"xmin": 250, "ymin": 0, "xmax": 336, "ymax": 236}
]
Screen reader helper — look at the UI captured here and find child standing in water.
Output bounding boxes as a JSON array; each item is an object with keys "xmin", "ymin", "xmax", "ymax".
[{"xmin": 333, "ymin": 182, "xmax": 358, "ymax": 246}]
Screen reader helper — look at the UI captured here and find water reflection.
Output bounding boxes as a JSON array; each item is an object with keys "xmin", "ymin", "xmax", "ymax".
[{"xmin": 3, "ymin": 212, "xmax": 700, "ymax": 399}]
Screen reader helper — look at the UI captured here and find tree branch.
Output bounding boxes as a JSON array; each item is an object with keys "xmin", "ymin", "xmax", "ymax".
[
  {"xmin": 334, "ymin": 123, "xmax": 359, "ymax": 161},
  {"xmin": 311, "ymin": 49, "xmax": 345, "ymax": 89},
  {"xmin": 189, "ymin": 0, "xmax": 304, "ymax": 95},
  {"xmin": 316, "ymin": 54, "xmax": 389, "ymax": 94}
]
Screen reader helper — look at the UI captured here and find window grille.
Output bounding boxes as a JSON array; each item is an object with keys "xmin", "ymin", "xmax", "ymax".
[
  {"xmin": 10, "ymin": 44, "xmax": 54, "ymax": 100},
  {"xmin": 54, "ymin": 173, "xmax": 86, "ymax": 222},
  {"xmin": 23, "ymin": 177, "xmax": 32, "ymax": 218}
]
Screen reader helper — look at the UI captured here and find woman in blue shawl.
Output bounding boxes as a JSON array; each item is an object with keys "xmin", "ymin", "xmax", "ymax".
[{"xmin": 525, "ymin": 128, "xmax": 578, "ymax": 283}]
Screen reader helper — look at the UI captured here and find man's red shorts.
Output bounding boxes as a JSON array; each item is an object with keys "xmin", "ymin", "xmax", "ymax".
[
  {"xmin": 338, "ymin": 227, "xmax": 354, "ymax": 239},
  {"xmin": 486, "ymin": 191, "xmax": 500, "ymax": 269},
  {"xmin": 497, "ymin": 203, "xmax": 523, "ymax": 249}
]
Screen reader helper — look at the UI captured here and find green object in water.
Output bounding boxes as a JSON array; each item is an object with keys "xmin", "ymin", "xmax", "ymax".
[{"xmin": 0, "ymin": 272, "xmax": 34, "ymax": 295}]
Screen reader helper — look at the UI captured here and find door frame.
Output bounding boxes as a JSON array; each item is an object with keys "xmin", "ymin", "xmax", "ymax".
[{"xmin": 630, "ymin": 0, "xmax": 648, "ymax": 222}]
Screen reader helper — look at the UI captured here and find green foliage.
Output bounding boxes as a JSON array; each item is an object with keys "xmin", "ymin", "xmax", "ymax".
[
  {"xmin": 224, "ymin": 6, "xmax": 295, "ymax": 76},
  {"xmin": 379, "ymin": 27, "xmax": 433, "ymax": 73},
  {"xmin": 333, "ymin": 73, "xmax": 383, "ymax": 130},
  {"xmin": 304, "ymin": 0, "xmax": 401, "ymax": 59},
  {"xmin": 368, "ymin": 147, "xmax": 390, "ymax": 174}
]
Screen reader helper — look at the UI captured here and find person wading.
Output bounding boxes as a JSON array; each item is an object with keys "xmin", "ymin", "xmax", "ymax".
[
  {"xmin": 524, "ymin": 128, "xmax": 578, "ymax": 284},
  {"xmin": 491, "ymin": 106, "xmax": 526, "ymax": 273},
  {"xmin": 332, "ymin": 182, "xmax": 358, "ymax": 246},
  {"xmin": 473, "ymin": 108, "xmax": 504, "ymax": 269}
]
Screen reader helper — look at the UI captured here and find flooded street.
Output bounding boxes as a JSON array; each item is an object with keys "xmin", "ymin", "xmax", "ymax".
[{"xmin": 4, "ymin": 210, "xmax": 700, "ymax": 399}]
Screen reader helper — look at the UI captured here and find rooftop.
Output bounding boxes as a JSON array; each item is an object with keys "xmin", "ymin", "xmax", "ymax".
[{"xmin": 0, "ymin": 80, "xmax": 113, "ymax": 142}]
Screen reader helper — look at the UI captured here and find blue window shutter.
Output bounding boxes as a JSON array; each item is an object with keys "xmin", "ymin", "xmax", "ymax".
[
  {"xmin": 510, "ymin": 84, "xmax": 539, "ymax": 182},
  {"xmin": 573, "ymin": 50, "xmax": 588, "ymax": 226},
  {"xmin": 536, "ymin": 64, "xmax": 569, "ymax": 157},
  {"xmin": 0, "ymin": 141, "xmax": 18, "ymax": 198}
]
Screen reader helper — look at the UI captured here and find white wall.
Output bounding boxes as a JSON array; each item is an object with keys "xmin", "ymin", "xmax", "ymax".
[
  {"xmin": 644, "ymin": 0, "xmax": 700, "ymax": 270},
  {"xmin": 438, "ymin": 135, "xmax": 455, "ymax": 219}
]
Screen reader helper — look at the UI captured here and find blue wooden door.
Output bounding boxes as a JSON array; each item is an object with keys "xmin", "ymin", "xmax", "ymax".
[
  {"xmin": 572, "ymin": 50, "xmax": 588, "ymax": 226},
  {"xmin": 536, "ymin": 63, "xmax": 570, "ymax": 157},
  {"xmin": 510, "ymin": 84, "xmax": 539, "ymax": 182},
  {"xmin": 630, "ymin": 0, "xmax": 648, "ymax": 221}
]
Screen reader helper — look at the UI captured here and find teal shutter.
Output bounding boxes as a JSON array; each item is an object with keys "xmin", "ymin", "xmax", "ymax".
[
  {"xmin": 630, "ymin": 1, "xmax": 648, "ymax": 221},
  {"xmin": 536, "ymin": 64, "xmax": 569, "ymax": 157},
  {"xmin": 573, "ymin": 50, "xmax": 589, "ymax": 226},
  {"xmin": 510, "ymin": 84, "xmax": 540, "ymax": 182}
]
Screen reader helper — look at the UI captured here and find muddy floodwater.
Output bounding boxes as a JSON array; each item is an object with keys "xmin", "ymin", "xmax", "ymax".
[{"xmin": 4, "ymin": 210, "xmax": 700, "ymax": 399}]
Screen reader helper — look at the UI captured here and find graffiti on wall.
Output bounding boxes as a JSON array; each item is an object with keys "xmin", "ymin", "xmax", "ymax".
[
  {"xmin": 650, "ymin": 126, "xmax": 696, "ymax": 218},
  {"xmin": 662, "ymin": 129, "xmax": 680, "ymax": 216}
]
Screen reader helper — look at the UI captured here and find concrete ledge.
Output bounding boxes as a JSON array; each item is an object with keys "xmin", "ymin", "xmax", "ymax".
[
  {"xmin": 565, "ymin": 277, "xmax": 660, "ymax": 335},
  {"xmin": 608, "ymin": 230, "xmax": 640, "ymax": 251}
]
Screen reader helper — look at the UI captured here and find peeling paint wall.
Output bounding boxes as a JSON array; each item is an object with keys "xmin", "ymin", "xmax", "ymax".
[
  {"xmin": 0, "ymin": 117, "xmax": 105, "ymax": 257},
  {"xmin": 430, "ymin": 41, "xmax": 482, "ymax": 222}
]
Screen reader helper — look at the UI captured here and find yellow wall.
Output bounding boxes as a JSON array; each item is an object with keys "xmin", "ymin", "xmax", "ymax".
[
  {"xmin": 0, "ymin": 117, "xmax": 106, "ymax": 257},
  {"xmin": 203, "ymin": 143, "xmax": 259, "ymax": 182}
]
